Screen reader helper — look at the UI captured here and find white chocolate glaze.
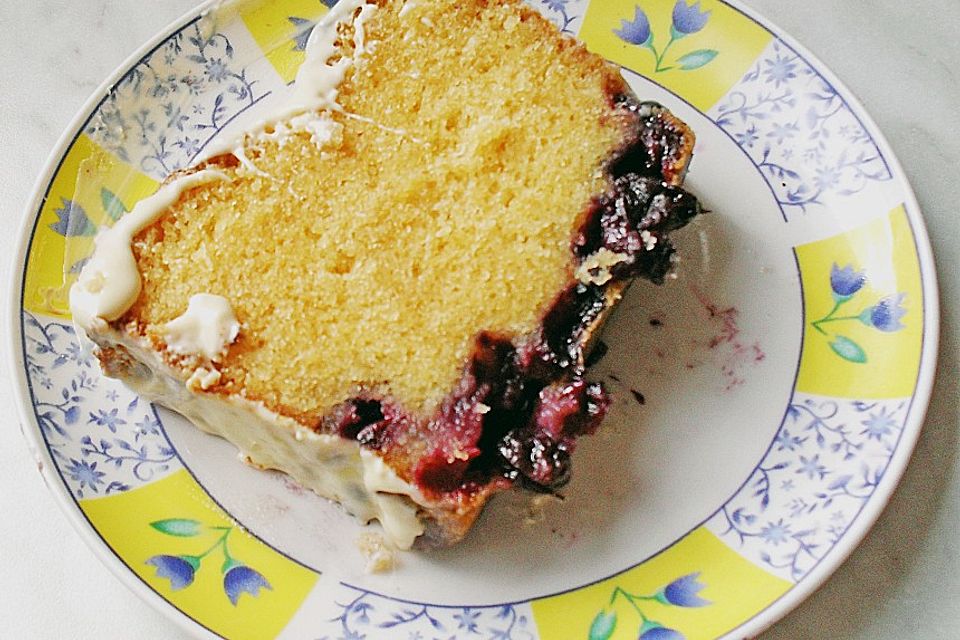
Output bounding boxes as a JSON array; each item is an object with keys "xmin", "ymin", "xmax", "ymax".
[
  {"xmin": 69, "ymin": 170, "xmax": 229, "ymax": 330},
  {"xmin": 162, "ymin": 294, "xmax": 240, "ymax": 363},
  {"xmin": 68, "ymin": 0, "xmax": 430, "ymax": 550},
  {"xmin": 71, "ymin": 2, "xmax": 378, "ymax": 328},
  {"xmin": 198, "ymin": 0, "xmax": 376, "ymax": 161},
  {"xmin": 91, "ymin": 324, "xmax": 426, "ymax": 549}
]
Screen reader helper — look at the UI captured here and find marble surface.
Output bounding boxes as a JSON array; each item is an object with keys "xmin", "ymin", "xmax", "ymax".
[{"xmin": 0, "ymin": 1, "xmax": 957, "ymax": 638}]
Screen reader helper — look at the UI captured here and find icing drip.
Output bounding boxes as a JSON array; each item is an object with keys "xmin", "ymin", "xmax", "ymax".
[
  {"xmin": 69, "ymin": 170, "xmax": 230, "ymax": 329},
  {"xmin": 162, "ymin": 293, "xmax": 241, "ymax": 362},
  {"xmin": 198, "ymin": 0, "xmax": 377, "ymax": 161}
]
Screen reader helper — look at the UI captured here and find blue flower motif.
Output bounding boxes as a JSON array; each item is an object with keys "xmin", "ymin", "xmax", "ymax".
[
  {"xmin": 774, "ymin": 428, "xmax": 803, "ymax": 452},
  {"xmin": 759, "ymin": 519, "xmax": 792, "ymax": 546},
  {"xmin": 454, "ymin": 608, "xmax": 481, "ymax": 633},
  {"xmin": 830, "ymin": 263, "xmax": 866, "ymax": 298},
  {"xmin": 146, "ymin": 555, "xmax": 197, "ymax": 591},
  {"xmin": 661, "ymin": 573, "xmax": 710, "ymax": 607},
  {"xmin": 134, "ymin": 415, "xmax": 162, "ymax": 439},
  {"xmin": 87, "ymin": 408, "xmax": 126, "ymax": 433},
  {"xmin": 814, "ymin": 165, "xmax": 842, "ymax": 192},
  {"xmin": 288, "ymin": 16, "xmax": 314, "ymax": 52},
  {"xmin": 204, "ymin": 58, "xmax": 230, "ymax": 83},
  {"xmin": 763, "ymin": 54, "xmax": 798, "ymax": 88},
  {"xmin": 66, "ymin": 340, "xmax": 96, "ymax": 367},
  {"xmin": 49, "ymin": 198, "xmax": 97, "ymax": 237},
  {"xmin": 735, "ymin": 125, "xmax": 759, "ymax": 148},
  {"xmin": 542, "ymin": 0, "xmax": 570, "ymax": 12},
  {"xmin": 671, "ymin": 0, "xmax": 710, "ymax": 35},
  {"xmin": 861, "ymin": 294, "xmax": 907, "ymax": 332},
  {"xmin": 796, "ymin": 454, "xmax": 828, "ymax": 480},
  {"xmin": 64, "ymin": 405, "xmax": 81, "ymax": 425},
  {"xmin": 223, "ymin": 565, "xmax": 271, "ymax": 606},
  {"xmin": 65, "ymin": 458, "xmax": 106, "ymax": 492},
  {"xmin": 640, "ymin": 625, "xmax": 685, "ymax": 640},
  {"xmin": 614, "ymin": 6, "xmax": 652, "ymax": 46},
  {"xmin": 861, "ymin": 407, "xmax": 898, "ymax": 441},
  {"xmin": 174, "ymin": 136, "xmax": 202, "ymax": 158},
  {"xmin": 768, "ymin": 122, "xmax": 799, "ymax": 145}
]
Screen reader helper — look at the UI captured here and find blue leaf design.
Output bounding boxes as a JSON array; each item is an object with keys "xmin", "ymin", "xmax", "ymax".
[
  {"xmin": 828, "ymin": 474, "xmax": 853, "ymax": 490},
  {"xmin": 676, "ymin": 49, "xmax": 719, "ymax": 71}
]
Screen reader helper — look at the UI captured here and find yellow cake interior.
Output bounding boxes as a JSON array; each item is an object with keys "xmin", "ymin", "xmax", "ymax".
[{"xmin": 127, "ymin": 0, "xmax": 631, "ymax": 420}]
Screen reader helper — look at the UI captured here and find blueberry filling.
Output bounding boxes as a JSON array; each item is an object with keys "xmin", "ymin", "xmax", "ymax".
[{"xmin": 333, "ymin": 101, "xmax": 701, "ymax": 498}]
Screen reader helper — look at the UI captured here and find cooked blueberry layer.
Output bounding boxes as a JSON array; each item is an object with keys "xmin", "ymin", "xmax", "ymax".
[{"xmin": 335, "ymin": 101, "xmax": 700, "ymax": 498}]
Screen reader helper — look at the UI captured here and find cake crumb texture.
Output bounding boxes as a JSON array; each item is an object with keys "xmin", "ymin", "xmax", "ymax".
[{"xmin": 128, "ymin": 0, "xmax": 632, "ymax": 420}]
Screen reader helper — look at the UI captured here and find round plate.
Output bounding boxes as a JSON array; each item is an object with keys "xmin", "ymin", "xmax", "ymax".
[{"xmin": 9, "ymin": 1, "xmax": 939, "ymax": 638}]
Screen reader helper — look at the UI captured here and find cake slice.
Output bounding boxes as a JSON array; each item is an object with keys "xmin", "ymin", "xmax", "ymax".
[{"xmin": 70, "ymin": 0, "xmax": 701, "ymax": 549}]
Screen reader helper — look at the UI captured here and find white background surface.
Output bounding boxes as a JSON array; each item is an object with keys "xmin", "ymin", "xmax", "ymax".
[{"xmin": 0, "ymin": 1, "xmax": 957, "ymax": 638}]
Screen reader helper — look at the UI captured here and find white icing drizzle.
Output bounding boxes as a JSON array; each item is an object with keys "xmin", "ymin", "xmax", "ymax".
[
  {"xmin": 232, "ymin": 145, "xmax": 271, "ymax": 178},
  {"xmin": 198, "ymin": 0, "xmax": 376, "ymax": 162},
  {"xmin": 99, "ymin": 325, "xmax": 426, "ymax": 549},
  {"xmin": 71, "ymin": 4, "xmax": 378, "ymax": 328},
  {"xmin": 287, "ymin": 0, "xmax": 374, "ymax": 117},
  {"xmin": 162, "ymin": 293, "xmax": 241, "ymax": 362},
  {"xmin": 342, "ymin": 111, "xmax": 424, "ymax": 144},
  {"xmin": 68, "ymin": 0, "xmax": 431, "ymax": 549},
  {"xmin": 360, "ymin": 449, "xmax": 423, "ymax": 549},
  {"xmin": 69, "ymin": 170, "xmax": 230, "ymax": 329}
]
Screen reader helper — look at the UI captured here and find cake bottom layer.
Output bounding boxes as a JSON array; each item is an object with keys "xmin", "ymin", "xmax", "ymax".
[{"xmin": 86, "ymin": 326, "xmax": 426, "ymax": 550}]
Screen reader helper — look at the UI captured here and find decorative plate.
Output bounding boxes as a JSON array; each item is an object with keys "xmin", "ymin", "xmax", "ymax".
[{"xmin": 9, "ymin": 0, "xmax": 938, "ymax": 638}]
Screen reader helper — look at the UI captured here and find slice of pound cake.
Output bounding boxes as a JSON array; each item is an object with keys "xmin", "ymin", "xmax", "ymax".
[{"xmin": 70, "ymin": 0, "xmax": 702, "ymax": 549}]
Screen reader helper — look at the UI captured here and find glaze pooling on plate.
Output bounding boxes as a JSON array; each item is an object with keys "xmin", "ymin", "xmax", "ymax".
[{"xmin": 11, "ymin": 1, "xmax": 936, "ymax": 639}]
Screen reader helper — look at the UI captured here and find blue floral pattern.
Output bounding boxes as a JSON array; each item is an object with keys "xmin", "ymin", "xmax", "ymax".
[
  {"xmin": 85, "ymin": 17, "xmax": 272, "ymax": 180},
  {"xmin": 707, "ymin": 393, "xmax": 908, "ymax": 582},
  {"xmin": 14, "ymin": 2, "xmax": 928, "ymax": 637},
  {"xmin": 614, "ymin": 2, "xmax": 718, "ymax": 73},
  {"xmin": 588, "ymin": 573, "xmax": 710, "ymax": 640},
  {"xmin": 710, "ymin": 40, "xmax": 892, "ymax": 215},
  {"xmin": 146, "ymin": 519, "xmax": 272, "ymax": 606},
  {"xmin": 23, "ymin": 312, "xmax": 181, "ymax": 499},
  {"xmin": 318, "ymin": 586, "xmax": 535, "ymax": 640},
  {"xmin": 812, "ymin": 263, "xmax": 908, "ymax": 363},
  {"xmin": 532, "ymin": 0, "xmax": 590, "ymax": 35}
]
